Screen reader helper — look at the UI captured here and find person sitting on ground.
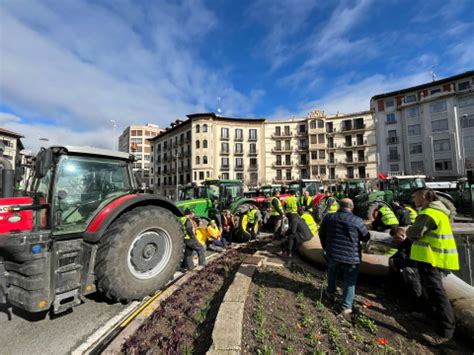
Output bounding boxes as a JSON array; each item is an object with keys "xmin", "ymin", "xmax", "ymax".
[
  {"xmin": 206, "ymin": 219, "xmax": 228, "ymax": 251},
  {"xmin": 180, "ymin": 209, "xmax": 206, "ymax": 270},
  {"xmin": 392, "ymin": 202, "xmax": 412, "ymax": 227},
  {"xmin": 318, "ymin": 198, "xmax": 370, "ymax": 321},
  {"xmin": 389, "ymin": 227, "xmax": 424, "ymax": 311},
  {"xmin": 286, "ymin": 207, "xmax": 318, "ymax": 258},
  {"xmin": 372, "ymin": 205, "xmax": 399, "ymax": 231}
]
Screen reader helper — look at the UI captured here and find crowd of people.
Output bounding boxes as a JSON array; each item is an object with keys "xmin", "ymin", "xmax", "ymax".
[{"xmin": 179, "ymin": 186, "xmax": 460, "ymax": 347}]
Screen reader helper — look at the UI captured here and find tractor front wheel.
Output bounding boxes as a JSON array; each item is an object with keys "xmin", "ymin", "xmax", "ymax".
[
  {"xmin": 366, "ymin": 201, "xmax": 386, "ymax": 222},
  {"xmin": 95, "ymin": 206, "xmax": 184, "ymax": 302}
]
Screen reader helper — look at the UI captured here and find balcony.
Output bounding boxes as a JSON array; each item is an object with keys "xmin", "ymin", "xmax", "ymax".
[
  {"xmin": 234, "ymin": 136, "xmax": 243, "ymax": 141},
  {"xmin": 326, "ymin": 128, "xmax": 337, "ymax": 135},
  {"xmin": 387, "ymin": 136, "xmax": 399, "ymax": 144},
  {"xmin": 272, "ymin": 162, "xmax": 292, "ymax": 168},
  {"xmin": 295, "ymin": 145, "xmax": 309, "ymax": 152},
  {"xmin": 296, "ymin": 161, "xmax": 309, "ymax": 167},
  {"xmin": 220, "ymin": 135, "xmax": 230, "ymax": 141},
  {"xmin": 220, "ymin": 165, "xmax": 230, "ymax": 171},
  {"xmin": 346, "ymin": 174, "xmax": 355, "ymax": 179},
  {"xmin": 342, "ymin": 123, "xmax": 366, "ymax": 132},
  {"xmin": 220, "ymin": 150, "xmax": 230, "ymax": 155},
  {"xmin": 179, "ymin": 139, "xmax": 184, "ymax": 146},
  {"xmin": 248, "ymin": 136, "xmax": 258, "ymax": 142},
  {"xmin": 388, "ymin": 153, "xmax": 400, "ymax": 161},
  {"xmin": 354, "ymin": 139, "xmax": 368, "ymax": 147},
  {"xmin": 294, "ymin": 131, "xmax": 307, "ymax": 137},
  {"xmin": 248, "ymin": 150, "xmax": 258, "ymax": 156},
  {"xmin": 235, "ymin": 165, "xmax": 244, "ymax": 171},
  {"xmin": 234, "ymin": 150, "xmax": 244, "ymax": 155},
  {"xmin": 328, "ymin": 159, "xmax": 338, "ymax": 165},
  {"xmin": 248, "ymin": 165, "xmax": 258, "ymax": 171},
  {"xmin": 271, "ymin": 132, "xmax": 292, "ymax": 139},
  {"xmin": 327, "ymin": 143, "xmax": 338, "ymax": 150},
  {"xmin": 309, "ymin": 142, "xmax": 325, "ymax": 150}
]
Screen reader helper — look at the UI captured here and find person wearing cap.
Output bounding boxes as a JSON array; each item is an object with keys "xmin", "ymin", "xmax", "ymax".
[
  {"xmin": 207, "ymin": 219, "xmax": 228, "ymax": 251},
  {"xmin": 402, "ymin": 188, "xmax": 459, "ymax": 346},
  {"xmin": 179, "ymin": 209, "xmax": 206, "ymax": 270},
  {"xmin": 300, "ymin": 190, "xmax": 313, "ymax": 213},
  {"xmin": 245, "ymin": 205, "xmax": 259, "ymax": 240}
]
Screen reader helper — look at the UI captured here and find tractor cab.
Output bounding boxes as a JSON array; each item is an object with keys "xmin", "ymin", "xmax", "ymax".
[
  {"xmin": 380, "ymin": 175, "xmax": 426, "ymax": 204},
  {"xmin": 336, "ymin": 179, "xmax": 368, "ymax": 199},
  {"xmin": 178, "ymin": 183, "xmax": 205, "ymax": 201},
  {"xmin": 288, "ymin": 179, "xmax": 323, "ymax": 197},
  {"xmin": 203, "ymin": 179, "xmax": 243, "ymax": 210}
]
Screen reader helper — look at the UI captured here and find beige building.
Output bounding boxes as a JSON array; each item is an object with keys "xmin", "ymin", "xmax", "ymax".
[
  {"xmin": 0, "ymin": 128, "xmax": 24, "ymax": 170},
  {"xmin": 118, "ymin": 124, "xmax": 163, "ymax": 188},
  {"xmin": 371, "ymin": 70, "xmax": 474, "ymax": 179},
  {"xmin": 149, "ymin": 113, "xmax": 266, "ymax": 199}
]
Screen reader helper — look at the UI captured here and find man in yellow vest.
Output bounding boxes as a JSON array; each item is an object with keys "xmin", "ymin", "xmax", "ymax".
[
  {"xmin": 285, "ymin": 189, "xmax": 299, "ymax": 229},
  {"xmin": 300, "ymin": 191, "xmax": 313, "ymax": 213},
  {"xmin": 286, "ymin": 208, "xmax": 317, "ymax": 258},
  {"xmin": 271, "ymin": 191, "xmax": 285, "ymax": 239},
  {"xmin": 372, "ymin": 205, "xmax": 399, "ymax": 231},
  {"xmin": 179, "ymin": 209, "xmax": 206, "ymax": 270},
  {"xmin": 246, "ymin": 205, "xmax": 259, "ymax": 240},
  {"xmin": 207, "ymin": 219, "xmax": 228, "ymax": 251},
  {"xmin": 405, "ymin": 188, "xmax": 459, "ymax": 346}
]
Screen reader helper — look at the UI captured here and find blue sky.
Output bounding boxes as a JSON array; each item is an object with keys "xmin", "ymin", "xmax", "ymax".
[{"xmin": 1, "ymin": 0, "xmax": 473, "ymax": 151}]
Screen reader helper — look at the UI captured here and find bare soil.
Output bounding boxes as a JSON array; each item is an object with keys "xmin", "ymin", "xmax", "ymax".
[{"xmin": 242, "ymin": 264, "xmax": 472, "ymax": 355}]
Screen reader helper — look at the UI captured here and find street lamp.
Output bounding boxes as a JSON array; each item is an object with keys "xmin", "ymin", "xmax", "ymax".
[
  {"xmin": 110, "ymin": 120, "xmax": 117, "ymax": 150},
  {"xmin": 175, "ymin": 153, "xmax": 180, "ymax": 200}
]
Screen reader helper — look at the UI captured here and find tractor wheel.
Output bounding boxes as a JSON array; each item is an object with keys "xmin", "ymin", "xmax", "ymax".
[
  {"xmin": 95, "ymin": 206, "xmax": 184, "ymax": 302},
  {"xmin": 437, "ymin": 195, "xmax": 457, "ymax": 222},
  {"xmin": 366, "ymin": 201, "xmax": 386, "ymax": 222}
]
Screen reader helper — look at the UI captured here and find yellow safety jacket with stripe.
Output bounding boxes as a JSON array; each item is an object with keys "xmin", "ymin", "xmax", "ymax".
[
  {"xmin": 247, "ymin": 208, "xmax": 258, "ymax": 223},
  {"xmin": 206, "ymin": 225, "xmax": 221, "ymax": 239},
  {"xmin": 410, "ymin": 207, "xmax": 459, "ymax": 270},
  {"xmin": 271, "ymin": 196, "xmax": 284, "ymax": 216},
  {"xmin": 285, "ymin": 195, "xmax": 298, "ymax": 214},
  {"xmin": 300, "ymin": 196, "xmax": 313, "ymax": 211},
  {"xmin": 406, "ymin": 206, "xmax": 418, "ymax": 224},
  {"xmin": 325, "ymin": 197, "xmax": 339, "ymax": 214},
  {"xmin": 301, "ymin": 213, "xmax": 318, "ymax": 236},
  {"xmin": 379, "ymin": 206, "xmax": 399, "ymax": 226},
  {"xmin": 179, "ymin": 216, "xmax": 195, "ymax": 240}
]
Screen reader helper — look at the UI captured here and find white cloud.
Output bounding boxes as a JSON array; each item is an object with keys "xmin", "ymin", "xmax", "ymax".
[{"xmin": 0, "ymin": 0, "xmax": 259, "ymax": 145}]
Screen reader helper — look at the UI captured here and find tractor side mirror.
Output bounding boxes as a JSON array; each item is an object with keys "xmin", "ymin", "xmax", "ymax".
[{"xmin": 35, "ymin": 148, "xmax": 53, "ymax": 178}]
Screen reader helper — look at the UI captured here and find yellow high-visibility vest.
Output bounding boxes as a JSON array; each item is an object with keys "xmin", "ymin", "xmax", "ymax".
[
  {"xmin": 325, "ymin": 197, "xmax": 339, "ymax": 214},
  {"xmin": 286, "ymin": 195, "xmax": 298, "ymax": 214},
  {"xmin": 271, "ymin": 197, "xmax": 283, "ymax": 216},
  {"xmin": 406, "ymin": 206, "xmax": 418, "ymax": 224},
  {"xmin": 247, "ymin": 208, "xmax": 258, "ymax": 223},
  {"xmin": 179, "ymin": 216, "xmax": 193, "ymax": 240},
  {"xmin": 207, "ymin": 225, "xmax": 221, "ymax": 239},
  {"xmin": 410, "ymin": 207, "xmax": 459, "ymax": 270},
  {"xmin": 301, "ymin": 213, "xmax": 318, "ymax": 236},
  {"xmin": 379, "ymin": 206, "xmax": 399, "ymax": 226}
]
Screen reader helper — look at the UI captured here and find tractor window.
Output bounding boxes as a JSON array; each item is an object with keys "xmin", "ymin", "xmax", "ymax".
[
  {"xmin": 413, "ymin": 178, "xmax": 426, "ymax": 189},
  {"xmin": 52, "ymin": 155, "xmax": 132, "ymax": 234},
  {"xmin": 303, "ymin": 182, "xmax": 321, "ymax": 196}
]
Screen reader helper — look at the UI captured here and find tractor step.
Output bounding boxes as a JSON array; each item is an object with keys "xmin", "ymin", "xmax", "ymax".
[{"xmin": 53, "ymin": 288, "xmax": 82, "ymax": 314}]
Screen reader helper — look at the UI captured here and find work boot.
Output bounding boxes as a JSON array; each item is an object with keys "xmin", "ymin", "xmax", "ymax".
[
  {"xmin": 324, "ymin": 290, "xmax": 336, "ymax": 303},
  {"xmin": 339, "ymin": 308, "xmax": 353, "ymax": 322},
  {"xmin": 421, "ymin": 333, "xmax": 454, "ymax": 347}
]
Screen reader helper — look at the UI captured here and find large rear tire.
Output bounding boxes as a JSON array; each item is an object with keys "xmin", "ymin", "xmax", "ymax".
[
  {"xmin": 366, "ymin": 201, "xmax": 386, "ymax": 222},
  {"xmin": 95, "ymin": 206, "xmax": 184, "ymax": 302}
]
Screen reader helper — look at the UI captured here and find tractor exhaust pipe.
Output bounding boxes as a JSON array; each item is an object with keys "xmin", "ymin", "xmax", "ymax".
[{"xmin": 0, "ymin": 156, "xmax": 14, "ymax": 198}]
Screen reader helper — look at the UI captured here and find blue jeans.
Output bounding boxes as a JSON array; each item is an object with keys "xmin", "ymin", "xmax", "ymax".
[{"xmin": 326, "ymin": 257, "xmax": 360, "ymax": 310}]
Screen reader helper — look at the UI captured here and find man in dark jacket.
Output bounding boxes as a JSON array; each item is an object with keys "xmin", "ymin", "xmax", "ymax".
[
  {"xmin": 180, "ymin": 209, "xmax": 206, "ymax": 270},
  {"xmin": 319, "ymin": 198, "xmax": 370, "ymax": 320},
  {"xmin": 392, "ymin": 202, "xmax": 412, "ymax": 227},
  {"xmin": 287, "ymin": 208, "xmax": 316, "ymax": 257}
]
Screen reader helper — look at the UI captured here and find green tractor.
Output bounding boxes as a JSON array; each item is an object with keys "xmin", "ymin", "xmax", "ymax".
[
  {"xmin": 176, "ymin": 179, "xmax": 261, "ymax": 240},
  {"xmin": 354, "ymin": 175, "xmax": 457, "ymax": 221},
  {"xmin": 333, "ymin": 179, "xmax": 370, "ymax": 200}
]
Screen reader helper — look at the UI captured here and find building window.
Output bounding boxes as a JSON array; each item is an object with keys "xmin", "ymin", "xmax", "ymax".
[
  {"xmin": 432, "ymin": 119, "xmax": 448, "ymax": 132},
  {"xmin": 386, "ymin": 113, "xmax": 396, "ymax": 124},
  {"xmin": 203, "ymin": 156, "xmax": 208, "ymax": 164},
  {"xmin": 430, "ymin": 88, "xmax": 441, "ymax": 95},
  {"xmin": 196, "ymin": 156, "xmax": 200, "ymax": 165},
  {"xmin": 284, "ymin": 126, "xmax": 290, "ymax": 135},
  {"xmin": 458, "ymin": 81, "xmax": 471, "ymax": 91},
  {"xmin": 406, "ymin": 106, "xmax": 419, "ymax": 119},
  {"xmin": 206, "ymin": 171, "xmax": 210, "ymax": 178},
  {"xmin": 203, "ymin": 140, "xmax": 208, "ymax": 148},
  {"xmin": 221, "ymin": 173, "xmax": 229, "ymax": 179},
  {"xmin": 409, "ymin": 143, "xmax": 423, "ymax": 154},
  {"xmin": 405, "ymin": 94, "xmax": 416, "ymax": 103},
  {"xmin": 249, "ymin": 129, "xmax": 257, "ymax": 140},
  {"xmin": 249, "ymin": 143, "xmax": 257, "ymax": 154},
  {"xmin": 390, "ymin": 164, "xmax": 399, "ymax": 172},
  {"xmin": 464, "ymin": 135, "xmax": 474, "ymax": 150},
  {"xmin": 433, "ymin": 139, "xmax": 451, "ymax": 152},
  {"xmin": 221, "ymin": 157, "xmax": 229, "ymax": 168},
  {"xmin": 459, "ymin": 96, "xmax": 474, "ymax": 108},
  {"xmin": 435, "ymin": 160, "xmax": 452, "ymax": 171},
  {"xmin": 221, "ymin": 142, "xmax": 229, "ymax": 153},
  {"xmin": 196, "ymin": 125, "xmax": 200, "ymax": 133},
  {"xmin": 235, "ymin": 143, "xmax": 243, "ymax": 153},
  {"xmin": 298, "ymin": 124, "xmax": 306, "ymax": 134},
  {"xmin": 411, "ymin": 161, "xmax": 424, "ymax": 173},
  {"xmin": 311, "ymin": 151, "xmax": 318, "ymax": 160},
  {"xmin": 386, "ymin": 99, "xmax": 395, "ymax": 108},
  {"xmin": 199, "ymin": 171, "xmax": 204, "ymax": 180},
  {"xmin": 319, "ymin": 150, "xmax": 325, "ymax": 159},
  {"xmin": 202, "ymin": 124, "xmax": 208, "ymax": 133},
  {"xmin": 276, "ymin": 169, "xmax": 282, "ymax": 179},
  {"xmin": 236, "ymin": 172, "xmax": 243, "ymax": 180},
  {"xmin": 249, "ymin": 158, "xmax": 258, "ymax": 168},
  {"xmin": 194, "ymin": 172, "xmax": 197, "ymax": 180},
  {"xmin": 196, "ymin": 140, "xmax": 200, "ymax": 149},
  {"xmin": 320, "ymin": 166, "xmax": 326, "ymax": 175},
  {"xmin": 275, "ymin": 126, "xmax": 281, "ymax": 136},
  {"xmin": 462, "ymin": 115, "xmax": 474, "ymax": 128},
  {"xmin": 318, "ymin": 120, "xmax": 324, "ymax": 128},
  {"xmin": 318, "ymin": 134, "xmax": 325, "ymax": 143},
  {"xmin": 430, "ymin": 100, "xmax": 447, "ymax": 113},
  {"xmin": 408, "ymin": 124, "xmax": 421, "ymax": 136},
  {"xmin": 235, "ymin": 157, "xmax": 243, "ymax": 168},
  {"xmin": 221, "ymin": 127, "xmax": 229, "ymax": 139},
  {"xmin": 310, "ymin": 120, "xmax": 317, "ymax": 129},
  {"xmin": 235, "ymin": 128, "xmax": 243, "ymax": 140},
  {"xmin": 286, "ymin": 169, "xmax": 292, "ymax": 180}
]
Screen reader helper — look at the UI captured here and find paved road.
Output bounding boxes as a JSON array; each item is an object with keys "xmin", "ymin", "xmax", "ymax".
[{"xmin": 0, "ymin": 293, "xmax": 129, "ymax": 355}]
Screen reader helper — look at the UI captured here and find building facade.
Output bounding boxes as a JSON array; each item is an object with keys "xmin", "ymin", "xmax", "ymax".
[
  {"xmin": 371, "ymin": 70, "xmax": 474, "ymax": 179},
  {"xmin": 0, "ymin": 128, "xmax": 24, "ymax": 170},
  {"xmin": 118, "ymin": 124, "xmax": 163, "ymax": 188}
]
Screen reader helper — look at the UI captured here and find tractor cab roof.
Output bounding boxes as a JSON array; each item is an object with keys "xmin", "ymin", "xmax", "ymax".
[
  {"xmin": 202, "ymin": 178, "xmax": 241, "ymax": 185},
  {"xmin": 49, "ymin": 145, "xmax": 132, "ymax": 161},
  {"xmin": 390, "ymin": 175, "xmax": 426, "ymax": 180}
]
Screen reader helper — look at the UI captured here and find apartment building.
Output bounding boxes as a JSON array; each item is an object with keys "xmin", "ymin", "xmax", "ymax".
[
  {"xmin": 118, "ymin": 124, "xmax": 163, "ymax": 188},
  {"xmin": 264, "ymin": 118, "xmax": 310, "ymax": 183},
  {"xmin": 0, "ymin": 128, "xmax": 24, "ymax": 169},
  {"xmin": 371, "ymin": 70, "xmax": 474, "ymax": 179},
  {"xmin": 149, "ymin": 113, "xmax": 266, "ymax": 199},
  {"xmin": 323, "ymin": 111, "xmax": 377, "ymax": 183}
]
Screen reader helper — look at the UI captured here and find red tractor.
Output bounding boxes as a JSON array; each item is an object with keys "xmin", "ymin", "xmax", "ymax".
[{"xmin": 0, "ymin": 146, "xmax": 184, "ymax": 314}]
